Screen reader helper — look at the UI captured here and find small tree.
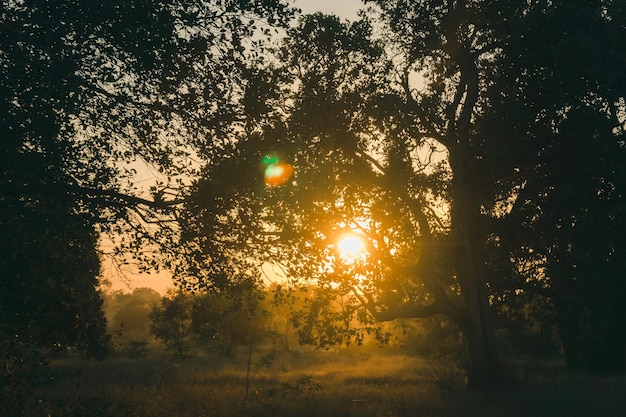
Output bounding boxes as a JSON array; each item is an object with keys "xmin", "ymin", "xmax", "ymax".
[
  {"xmin": 105, "ymin": 288, "xmax": 161, "ymax": 343},
  {"xmin": 149, "ymin": 290, "xmax": 194, "ymax": 357},
  {"xmin": 192, "ymin": 280, "xmax": 272, "ymax": 354}
]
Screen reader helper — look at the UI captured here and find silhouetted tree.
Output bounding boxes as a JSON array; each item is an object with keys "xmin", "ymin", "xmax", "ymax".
[
  {"xmin": 0, "ymin": 0, "xmax": 295, "ymax": 325},
  {"xmin": 180, "ymin": 2, "xmax": 626, "ymax": 388},
  {"xmin": 147, "ymin": 282, "xmax": 270, "ymax": 357},
  {"xmin": 0, "ymin": 191, "xmax": 109, "ymax": 415},
  {"xmin": 1, "ymin": 1, "xmax": 294, "ymax": 413},
  {"xmin": 104, "ymin": 287, "xmax": 162, "ymax": 344},
  {"xmin": 150, "ymin": 290, "xmax": 194, "ymax": 357},
  {"xmin": 481, "ymin": 0, "xmax": 626, "ymax": 373}
]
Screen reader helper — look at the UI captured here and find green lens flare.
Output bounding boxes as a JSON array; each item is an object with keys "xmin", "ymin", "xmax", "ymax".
[
  {"xmin": 262, "ymin": 154, "xmax": 280, "ymax": 166},
  {"xmin": 265, "ymin": 164, "xmax": 285, "ymax": 177}
]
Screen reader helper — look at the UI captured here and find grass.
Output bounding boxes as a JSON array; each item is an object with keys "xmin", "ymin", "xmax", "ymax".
[{"xmin": 24, "ymin": 349, "xmax": 626, "ymax": 417}]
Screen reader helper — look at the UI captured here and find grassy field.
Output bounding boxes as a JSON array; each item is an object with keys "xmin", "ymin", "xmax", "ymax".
[{"xmin": 26, "ymin": 349, "xmax": 626, "ymax": 417}]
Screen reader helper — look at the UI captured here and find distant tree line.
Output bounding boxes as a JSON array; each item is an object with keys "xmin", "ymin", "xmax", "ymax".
[{"xmin": 102, "ymin": 284, "xmax": 468, "ymax": 363}]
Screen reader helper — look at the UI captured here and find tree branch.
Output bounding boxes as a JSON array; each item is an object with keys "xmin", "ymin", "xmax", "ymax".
[
  {"xmin": 400, "ymin": 68, "xmax": 448, "ymax": 147},
  {"xmin": 3, "ymin": 181, "xmax": 185, "ymax": 211},
  {"xmin": 353, "ymin": 287, "xmax": 464, "ymax": 324},
  {"xmin": 70, "ymin": 185, "xmax": 185, "ymax": 210}
]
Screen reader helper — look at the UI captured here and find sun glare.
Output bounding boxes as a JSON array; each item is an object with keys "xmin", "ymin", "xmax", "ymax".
[{"xmin": 337, "ymin": 234, "xmax": 366, "ymax": 261}]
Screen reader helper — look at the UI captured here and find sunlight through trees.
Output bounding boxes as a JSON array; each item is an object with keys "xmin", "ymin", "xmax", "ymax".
[
  {"xmin": 2, "ymin": 2, "xmax": 626, "ymax": 414},
  {"xmin": 337, "ymin": 234, "xmax": 367, "ymax": 261}
]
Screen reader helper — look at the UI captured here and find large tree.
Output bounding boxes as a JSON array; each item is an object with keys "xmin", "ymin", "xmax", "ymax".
[
  {"xmin": 181, "ymin": 1, "xmax": 626, "ymax": 388},
  {"xmin": 1, "ymin": 1, "xmax": 294, "ymax": 413},
  {"xmin": 1, "ymin": 0, "xmax": 294, "ymax": 338},
  {"xmin": 183, "ymin": 8, "xmax": 503, "ymax": 387},
  {"xmin": 482, "ymin": 0, "xmax": 626, "ymax": 372}
]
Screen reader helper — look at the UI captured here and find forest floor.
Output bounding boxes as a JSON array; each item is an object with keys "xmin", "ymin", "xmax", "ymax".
[{"xmin": 26, "ymin": 349, "xmax": 626, "ymax": 417}]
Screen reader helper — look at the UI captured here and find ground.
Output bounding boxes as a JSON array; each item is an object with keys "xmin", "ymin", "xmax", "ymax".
[{"xmin": 25, "ymin": 349, "xmax": 626, "ymax": 417}]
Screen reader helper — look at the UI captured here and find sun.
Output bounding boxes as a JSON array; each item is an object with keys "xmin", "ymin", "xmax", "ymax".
[{"xmin": 336, "ymin": 234, "xmax": 366, "ymax": 261}]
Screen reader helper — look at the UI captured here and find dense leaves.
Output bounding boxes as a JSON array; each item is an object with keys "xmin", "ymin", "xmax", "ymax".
[
  {"xmin": 1, "ymin": 1, "xmax": 294, "ymax": 414},
  {"xmin": 181, "ymin": 0, "xmax": 626, "ymax": 387},
  {"xmin": 482, "ymin": 0, "xmax": 626, "ymax": 372},
  {"xmin": 149, "ymin": 285, "xmax": 270, "ymax": 357}
]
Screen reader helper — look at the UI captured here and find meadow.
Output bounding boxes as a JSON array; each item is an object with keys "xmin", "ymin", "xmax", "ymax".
[{"xmin": 27, "ymin": 348, "xmax": 626, "ymax": 417}]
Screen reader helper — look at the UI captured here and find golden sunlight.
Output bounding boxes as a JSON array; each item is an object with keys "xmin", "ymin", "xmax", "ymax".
[{"xmin": 337, "ymin": 233, "xmax": 366, "ymax": 261}]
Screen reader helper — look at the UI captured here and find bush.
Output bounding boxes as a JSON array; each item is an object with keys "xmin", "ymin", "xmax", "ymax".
[{"xmin": 121, "ymin": 340, "xmax": 150, "ymax": 358}]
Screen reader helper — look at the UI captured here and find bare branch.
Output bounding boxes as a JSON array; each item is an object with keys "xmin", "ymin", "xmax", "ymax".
[
  {"xmin": 72, "ymin": 185, "xmax": 185, "ymax": 209},
  {"xmin": 354, "ymin": 147, "xmax": 386, "ymax": 174}
]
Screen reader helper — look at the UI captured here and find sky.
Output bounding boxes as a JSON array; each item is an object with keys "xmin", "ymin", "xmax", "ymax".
[
  {"xmin": 294, "ymin": 0, "xmax": 364, "ymax": 20},
  {"xmin": 105, "ymin": 0, "xmax": 365, "ymax": 294}
]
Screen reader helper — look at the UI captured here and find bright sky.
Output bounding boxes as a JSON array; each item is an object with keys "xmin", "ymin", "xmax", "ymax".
[{"xmin": 294, "ymin": 0, "xmax": 364, "ymax": 20}]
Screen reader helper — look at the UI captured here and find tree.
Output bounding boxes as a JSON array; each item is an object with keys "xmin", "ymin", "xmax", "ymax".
[
  {"xmin": 0, "ymin": 193, "xmax": 110, "ymax": 415},
  {"xmin": 281, "ymin": 6, "xmax": 504, "ymax": 387},
  {"xmin": 2, "ymin": 0, "xmax": 296, "ymax": 258},
  {"xmin": 184, "ymin": 7, "xmax": 502, "ymax": 387},
  {"xmin": 0, "ymin": 204, "xmax": 110, "ymax": 356},
  {"xmin": 147, "ymin": 282, "xmax": 270, "ymax": 357},
  {"xmin": 192, "ymin": 283, "xmax": 270, "ymax": 355},
  {"xmin": 0, "ymin": 0, "xmax": 295, "ymax": 345},
  {"xmin": 1, "ymin": 1, "xmax": 294, "ymax": 413},
  {"xmin": 104, "ymin": 287, "xmax": 162, "ymax": 343},
  {"xmin": 180, "ymin": 2, "xmax": 626, "ymax": 388},
  {"xmin": 480, "ymin": 0, "xmax": 626, "ymax": 372},
  {"xmin": 149, "ymin": 290, "xmax": 195, "ymax": 357}
]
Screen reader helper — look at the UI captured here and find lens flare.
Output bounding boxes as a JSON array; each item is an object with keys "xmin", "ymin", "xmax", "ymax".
[
  {"xmin": 262, "ymin": 154, "xmax": 280, "ymax": 166},
  {"xmin": 263, "ymin": 153, "xmax": 294, "ymax": 186}
]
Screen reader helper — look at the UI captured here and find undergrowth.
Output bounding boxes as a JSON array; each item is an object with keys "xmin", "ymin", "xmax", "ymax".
[{"xmin": 22, "ymin": 350, "xmax": 626, "ymax": 417}]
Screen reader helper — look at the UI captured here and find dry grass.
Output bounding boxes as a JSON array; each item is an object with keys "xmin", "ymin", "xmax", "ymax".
[{"xmin": 26, "ymin": 349, "xmax": 626, "ymax": 417}]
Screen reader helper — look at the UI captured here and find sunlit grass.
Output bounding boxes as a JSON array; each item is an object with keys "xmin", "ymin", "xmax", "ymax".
[{"xmin": 28, "ymin": 350, "xmax": 626, "ymax": 417}]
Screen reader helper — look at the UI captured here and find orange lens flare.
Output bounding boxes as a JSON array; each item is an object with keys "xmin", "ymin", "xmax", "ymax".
[{"xmin": 263, "ymin": 153, "xmax": 294, "ymax": 186}]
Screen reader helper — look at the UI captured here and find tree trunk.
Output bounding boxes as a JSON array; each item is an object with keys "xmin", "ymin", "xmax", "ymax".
[
  {"xmin": 460, "ymin": 290, "xmax": 503, "ymax": 388},
  {"xmin": 556, "ymin": 301, "xmax": 581, "ymax": 370},
  {"xmin": 451, "ymin": 166, "xmax": 503, "ymax": 388}
]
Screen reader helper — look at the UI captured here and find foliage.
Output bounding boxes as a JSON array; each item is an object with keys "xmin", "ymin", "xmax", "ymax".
[
  {"xmin": 478, "ymin": 0, "xmax": 626, "ymax": 373},
  {"xmin": 1, "ymin": 0, "xmax": 295, "ymax": 412},
  {"xmin": 149, "ymin": 290, "xmax": 195, "ymax": 357},
  {"xmin": 0, "ymin": 177, "xmax": 110, "ymax": 414},
  {"xmin": 179, "ymin": 1, "xmax": 626, "ymax": 387},
  {"xmin": 194, "ymin": 285, "xmax": 271, "ymax": 354},
  {"xmin": 0, "ymin": 196, "xmax": 110, "ymax": 356},
  {"xmin": 148, "ymin": 282, "xmax": 273, "ymax": 357},
  {"xmin": 3, "ymin": 0, "xmax": 626, "ymax": 402},
  {"xmin": 120, "ymin": 340, "xmax": 151, "ymax": 359},
  {"xmin": 1, "ymin": 0, "xmax": 296, "ymax": 316},
  {"xmin": 104, "ymin": 287, "xmax": 161, "ymax": 344}
]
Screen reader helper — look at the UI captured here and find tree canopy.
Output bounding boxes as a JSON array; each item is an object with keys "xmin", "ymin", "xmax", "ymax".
[
  {"xmin": 1, "ymin": 1, "xmax": 294, "ymax": 413},
  {"xmin": 181, "ymin": 0, "xmax": 626, "ymax": 387}
]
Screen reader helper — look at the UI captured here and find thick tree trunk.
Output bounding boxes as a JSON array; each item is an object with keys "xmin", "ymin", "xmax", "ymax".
[
  {"xmin": 451, "ymin": 166, "xmax": 503, "ymax": 388},
  {"xmin": 459, "ymin": 279, "xmax": 503, "ymax": 388},
  {"xmin": 455, "ymin": 235, "xmax": 503, "ymax": 387}
]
